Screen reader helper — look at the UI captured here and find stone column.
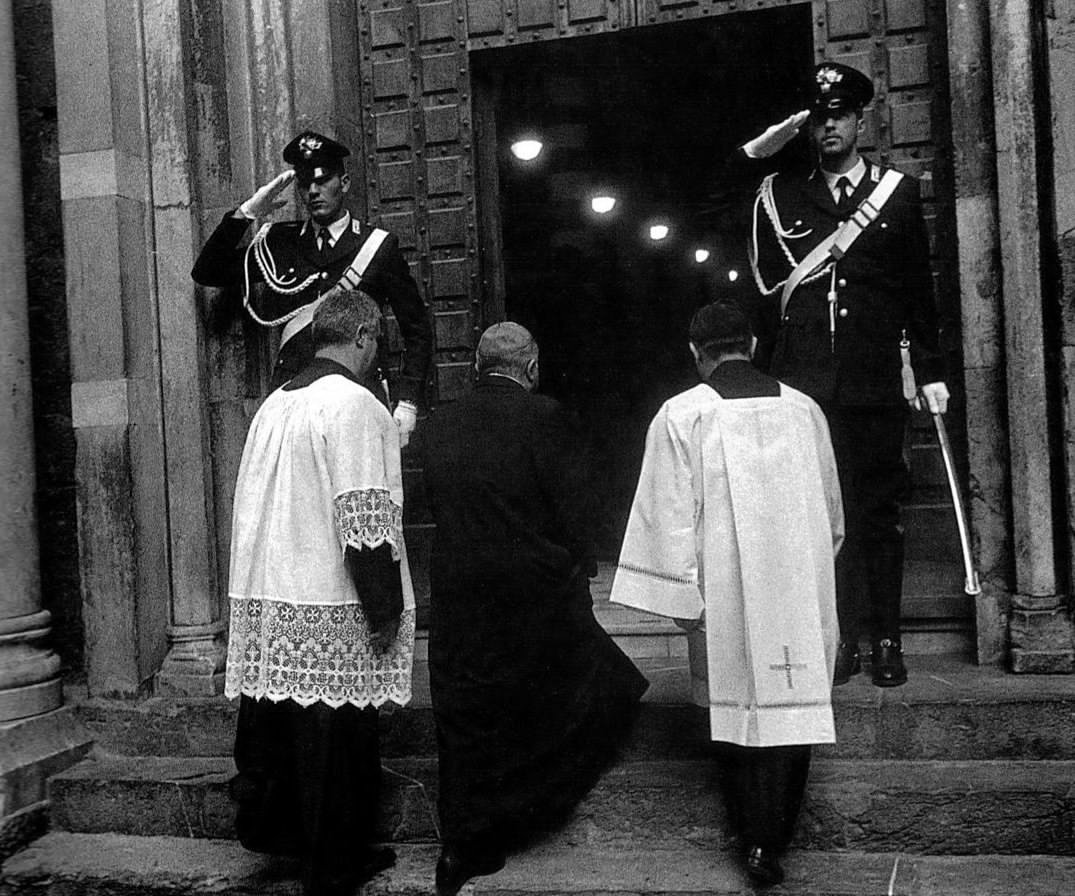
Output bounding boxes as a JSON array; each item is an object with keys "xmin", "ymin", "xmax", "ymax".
[
  {"xmin": 0, "ymin": 0, "xmax": 91, "ymax": 857},
  {"xmin": 944, "ymin": 0, "xmax": 1010, "ymax": 663},
  {"xmin": 0, "ymin": 0, "xmax": 59, "ymax": 726},
  {"xmin": 990, "ymin": 0, "xmax": 1073, "ymax": 671},
  {"xmin": 144, "ymin": 0, "xmax": 226, "ymax": 697},
  {"xmin": 55, "ymin": 0, "xmax": 170, "ymax": 696}
]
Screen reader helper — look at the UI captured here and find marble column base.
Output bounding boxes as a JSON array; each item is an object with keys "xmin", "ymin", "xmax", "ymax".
[
  {"xmin": 155, "ymin": 621, "xmax": 227, "ymax": 697},
  {"xmin": 1009, "ymin": 599, "xmax": 1075, "ymax": 673},
  {"xmin": 0, "ymin": 610, "xmax": 62, "ymax": 722}
]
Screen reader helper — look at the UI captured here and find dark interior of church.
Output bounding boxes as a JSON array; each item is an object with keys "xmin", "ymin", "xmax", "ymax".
[{"xmin": 471, "ymin": 8, "xmax": 814, "ymax": 555}]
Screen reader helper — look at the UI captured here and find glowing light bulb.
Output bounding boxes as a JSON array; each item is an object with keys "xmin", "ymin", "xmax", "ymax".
[
  {"xmin": 728, "ymin": 269, "xmax": 739, "ymax": 282},
  {"xmin": 649, "ymin": 224, "xmax": 670, "ymax": 241},
  {"xmin": 694, "ymin": 249, "xmax": 711, "ymax": 264},
  {"xmin": 591, "ymin": 195, "xmax": 616, "ymax": 214},
  {"xmin": 510, "ymin": 139, "xmax": 543, "ymax": 161}
]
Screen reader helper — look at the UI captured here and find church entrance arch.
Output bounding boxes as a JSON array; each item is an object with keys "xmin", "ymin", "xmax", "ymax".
[{"xmin": 354, "ymin": 0, "xmax": 966, "ymax": 647}]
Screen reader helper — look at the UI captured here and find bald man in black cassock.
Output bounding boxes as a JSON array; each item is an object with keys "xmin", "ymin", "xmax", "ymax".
[{"xmin": 418, "ymin": 322, "xmax": 648, "ymax": 896}]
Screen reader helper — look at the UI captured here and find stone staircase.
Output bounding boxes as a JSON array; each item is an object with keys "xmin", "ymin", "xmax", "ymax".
[{"xmin": 5, "ymin": 646, "xmax": 1075, "ymax": 895}]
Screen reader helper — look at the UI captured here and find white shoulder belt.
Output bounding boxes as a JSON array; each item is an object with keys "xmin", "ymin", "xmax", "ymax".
[{"xmin": 777, "ymin": 169, "xmax": 904, "ymax": 316}]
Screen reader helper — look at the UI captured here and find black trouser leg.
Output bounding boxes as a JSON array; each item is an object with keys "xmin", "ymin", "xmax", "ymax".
[
  {"xmin": 835, "ymin": 548, "xmax": 868, "ymax": 646},
  {"xmin": 721, "ymin": 744, "xmax": 812, "ymax": 850},
  {"xmin": 868, "ymin": 538, "xmax": 905, "ymax": 642},
  {"xmin": 824, "ymin": 406, "xmax": 910, "ymax": 644}
]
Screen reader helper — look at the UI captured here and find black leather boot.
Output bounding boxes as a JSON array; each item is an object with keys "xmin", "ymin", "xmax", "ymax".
[
  {"xmin": 871, "ymin": 638, "xmax": 907, "ymax": 687},
  {"xmin": 832, "ymin": 641, "xmax": 861, "ymax": 686}
]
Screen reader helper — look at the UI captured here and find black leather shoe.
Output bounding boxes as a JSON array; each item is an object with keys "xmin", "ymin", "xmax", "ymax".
[
  {"xmin": 871, "ymin": 638, "xmax": 908, "ymax": 687},
  {"xmin": 745, "ymin": 845, "xmax": 785, "ymax": 887},
  {"xmin": 832, "ymin": 641, "xmax": 861, "ymax": 686},
  {"xmin": 435, "ymin": 847, "xmax": 506, "ymax": 896}
]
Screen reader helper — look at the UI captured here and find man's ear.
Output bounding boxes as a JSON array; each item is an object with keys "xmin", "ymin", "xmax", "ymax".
[
  {"xmin": 340, "ymin": 172, "xmax": 351, "ymax": 194},
  {"xmin": 750, "ymin": 335, "xmax": 758, "ymax": 358},
  {"xmin": 689, "ymin": 342, "xmax": 702, "ymax": 365},
  {"xmin": 856, "ymin": 115, "xmax": 866, "ymax": 135}
]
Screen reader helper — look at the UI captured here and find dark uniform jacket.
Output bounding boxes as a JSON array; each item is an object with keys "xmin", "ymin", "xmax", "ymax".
[
  {"xmin": 192, "ymin": 212, "xmax": 433, "ymax": 402},
  {"xmin": 735, "ymin": 151, "xmax": 944, "ymax": 407}
]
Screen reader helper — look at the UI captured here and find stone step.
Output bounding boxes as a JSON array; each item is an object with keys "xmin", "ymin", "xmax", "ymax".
[
  {"xmin": 73, "ymin": 656, "xmax": 1075, "ymax": 761},
  {"xmin": 47, "ymin": 754, "xmax": 1075, "ymax": 855},
  {"xmin": 5, "ymin": 834, "xmax": 1075, "ymax": 896}
]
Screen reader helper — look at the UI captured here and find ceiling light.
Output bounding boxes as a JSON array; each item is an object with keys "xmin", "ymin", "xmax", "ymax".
[
  {"xmin": 591, "ymin": 195, "xmax": 617, "ymax": 214},
  {"xmin": 694, "ymin": 249, "xmax": 711, "ymax": 264},
  {"xmin": 649, "ymin": 224, "xmax": 670, "ymax": 241},
  {"xmin": 510, "ymin": 139, "xmax": 543, "ymax": 161}
]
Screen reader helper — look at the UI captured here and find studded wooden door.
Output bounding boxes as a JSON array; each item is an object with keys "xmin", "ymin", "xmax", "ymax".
[{"xmin": 354, "ymin": 0, "xmax": 953, "ymax": 408}]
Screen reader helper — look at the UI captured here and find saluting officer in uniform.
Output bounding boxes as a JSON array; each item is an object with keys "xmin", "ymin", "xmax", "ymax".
[
  {"xmin": 192, "ymin": 130, "xmax": 433, "ymax": 445},
  {"xmin": 732, "ymin": 62, "xmax": 949, "ymax": 687}
]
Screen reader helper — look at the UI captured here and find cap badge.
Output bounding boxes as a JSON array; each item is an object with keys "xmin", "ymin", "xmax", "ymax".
[
  {"xmin": 816, "ymin": 66, "xmax": 843, "ymax": 94},
  {"xmin": 298, "ymin": 134, "xmax": 323, "ymax": 158}
]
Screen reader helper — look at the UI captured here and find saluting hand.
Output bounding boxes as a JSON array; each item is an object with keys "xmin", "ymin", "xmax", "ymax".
[
  {"xmin": 237, "ymin": 169, "xmax": 297, "ymax": 219},
  {"xmin": 742, "ymin": 110, "xmax": 811, "ymax": 159}
]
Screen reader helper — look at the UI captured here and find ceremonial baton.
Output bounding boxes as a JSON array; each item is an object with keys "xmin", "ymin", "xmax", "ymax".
[{"xmin": 932, "ymin": 412, "xmax": 981, "ymax": 595}]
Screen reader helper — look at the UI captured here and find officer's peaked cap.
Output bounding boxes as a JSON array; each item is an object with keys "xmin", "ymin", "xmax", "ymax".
[
  {"xmin": 283, "ymin": 130, "xmax": 350, "ymax": 178},
  {"xmin": 810, "ymin": 62, "xmax": 873, "ymax": 113}
]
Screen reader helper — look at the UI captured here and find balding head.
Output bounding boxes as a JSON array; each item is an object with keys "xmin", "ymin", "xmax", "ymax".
[{"xmin": 475, "ymin": 322, "xmax": 539, "ymax": 388}]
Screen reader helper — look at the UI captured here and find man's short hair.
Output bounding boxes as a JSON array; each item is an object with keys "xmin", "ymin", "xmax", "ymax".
[
  {"xmin": 689, "ymin": 300, "xmax": 753, "ymax": 360},
  {"xmin": 475, "ymin": 322, "xmax": 538, "ymax": 378},
  {"xmin": 312, "ymin": 289, "xmax": 382, "ymax": 350}
]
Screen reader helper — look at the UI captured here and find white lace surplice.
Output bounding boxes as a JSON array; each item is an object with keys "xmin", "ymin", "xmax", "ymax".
[{"xmin": 225, "ymin": 374, "xmax": 415, "ymax": 709}]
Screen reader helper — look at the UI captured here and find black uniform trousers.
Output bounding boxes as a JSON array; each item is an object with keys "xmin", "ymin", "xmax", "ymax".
[
  {"xmin": 822, "ymin": 405, "xmax": 911, "ymax": 644},
  {"xmin": 231, "ymin": 696, "xmax": 382, "ymax": 896}
]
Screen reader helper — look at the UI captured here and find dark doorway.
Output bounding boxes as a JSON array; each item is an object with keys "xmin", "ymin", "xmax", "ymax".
[{"xmin": 471, "ymin": 9, "xmax": 814, "ymax": 557}]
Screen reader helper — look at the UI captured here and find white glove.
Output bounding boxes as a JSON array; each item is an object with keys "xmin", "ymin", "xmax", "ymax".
[
  {"xmin": 393, "ymin": 401, "xmax": 417, "ymax": 448},
  {"xmin": 742, "ymin": 110, "xmax": 810, "ymax": 159},
  {"xmin": 914, "ymin": 381, "xmax": 950, "ymax": 415},
  {"xmin": 237, "ymin": 170, "xmax": 296, "ymax": 219}
]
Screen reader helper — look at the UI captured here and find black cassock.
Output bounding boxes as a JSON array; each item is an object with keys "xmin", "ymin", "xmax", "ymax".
[{"xmin": 419, "ymin": 375, "xmax": 648, "ymax": 852}]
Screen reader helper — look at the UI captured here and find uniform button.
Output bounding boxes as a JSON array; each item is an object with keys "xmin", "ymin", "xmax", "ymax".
[
  {"xmin": 783, "ymin": 315, "xmax": 790, "ymax": 322},
  {"xmin": 288, "ymin": 267, "xmax": 294, "ymax": 274},
  {"xmin": 839, "ymin": 308, "xmax": 849, "ymax": 318},
  {"xmin": 838, "ymin": 278, "xmax": 847, "ymax": 288},
  {"xmin": 321, "ymin": 272, "xmax": 329, "ymax": 279},
  {"xmin": 795, "ymin": 219, "xmax": 803, "ymax": 226},
  {"xmin": 881, "ymin": 222, "xmax": 888, "ymax": 229}
]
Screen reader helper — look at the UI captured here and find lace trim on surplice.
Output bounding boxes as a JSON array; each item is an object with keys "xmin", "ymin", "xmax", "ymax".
[
  {"xmin": 225, "ymin": 598, "xmax": 415, "ymax": 709},
  {"xmin": 334, "ymin": 487, "xmax": 403, "ymax": 561}
]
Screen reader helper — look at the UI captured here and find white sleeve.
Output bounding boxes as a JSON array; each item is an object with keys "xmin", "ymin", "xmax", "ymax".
[
  {"xmin": 810, "ymin": 403, "xmax": 845, "ymax": 557},
  {"xmin": 610, "ymin": 404, "xmax": 705, "ymax": 620},
  {"xmin": 326, "ymin": 390, "xmax": 404, "ymax": 560}
]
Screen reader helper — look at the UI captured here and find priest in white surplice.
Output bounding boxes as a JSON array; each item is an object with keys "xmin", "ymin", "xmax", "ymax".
[
  {"xmin": 225, "ymin": 289, "xmax": 415, "ymax": 896},
  {"xmin": 611, "ymin": 300, "xmax": 843, "ymax": 888}
]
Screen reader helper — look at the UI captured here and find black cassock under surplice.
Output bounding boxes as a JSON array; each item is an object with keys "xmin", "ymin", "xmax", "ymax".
[{"xmin": 420, "ymin": 376, "xmax": 649, "ymax": 857}]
